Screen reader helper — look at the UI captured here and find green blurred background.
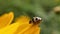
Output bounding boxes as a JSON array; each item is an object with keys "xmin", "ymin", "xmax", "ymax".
[{"xmin": 0, "ymin": 0, "xmax": 60, "ymax": 34}]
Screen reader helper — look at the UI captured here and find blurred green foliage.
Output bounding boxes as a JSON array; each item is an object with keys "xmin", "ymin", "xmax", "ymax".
[{"xmin": 0, "ymin": 0, "xmax": 60, "ymax": 34}]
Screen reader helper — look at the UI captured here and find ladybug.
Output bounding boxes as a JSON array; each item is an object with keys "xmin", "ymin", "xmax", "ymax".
[{"xmin": 29, "ymin": 17, "xmax": 42, "ymax": 24}]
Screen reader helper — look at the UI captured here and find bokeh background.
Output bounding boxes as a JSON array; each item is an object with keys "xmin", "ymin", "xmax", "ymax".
[{"xmin": 0, "ymin": 0, "xmax": 60, "ymax": 34}]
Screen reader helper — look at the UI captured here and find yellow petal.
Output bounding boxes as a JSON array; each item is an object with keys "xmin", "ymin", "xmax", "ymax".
[
  {"xmin": 0, "ymin": 23, "xmax": 20, "ymax": 34},
  {"xmin": 17, "ymin": 25, "xmax": 40, "ymax": 34},
  {"xmin": 15, "ymin": 16, "xmax": 30, "ymax": 24},
  {"xmin": 0, "ymin": 12, "xmax": 14, "ymax": 28},
  {"xmin": 33, "ymin": 27, "xmax": 40, "ymax": 34},
  {"xmin": 14, "ymin": 24, "xmax": 32, "ymax": 34},
  {"xmin": 0, "ymin": 23, "xmax": 40, "ymax": 34},
  {"xmin": 0, "ymin": 22, "xmax": 31, "ymax": 34}
]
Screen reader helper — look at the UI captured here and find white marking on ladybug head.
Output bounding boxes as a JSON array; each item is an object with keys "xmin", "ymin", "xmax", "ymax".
[{"xmin": 33, "ymin": 17, "xmax": 42, "ymax": 22}]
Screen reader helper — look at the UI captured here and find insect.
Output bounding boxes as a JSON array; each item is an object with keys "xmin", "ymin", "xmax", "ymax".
[{"xmin": 29, "ymin": 17, "xmax": 42, "ymax": 24}]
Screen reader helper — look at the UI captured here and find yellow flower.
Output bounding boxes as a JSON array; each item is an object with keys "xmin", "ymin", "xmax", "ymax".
[{"xmin": 0, "ymin": 12, "xmax": 40, "ymax": 34}]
